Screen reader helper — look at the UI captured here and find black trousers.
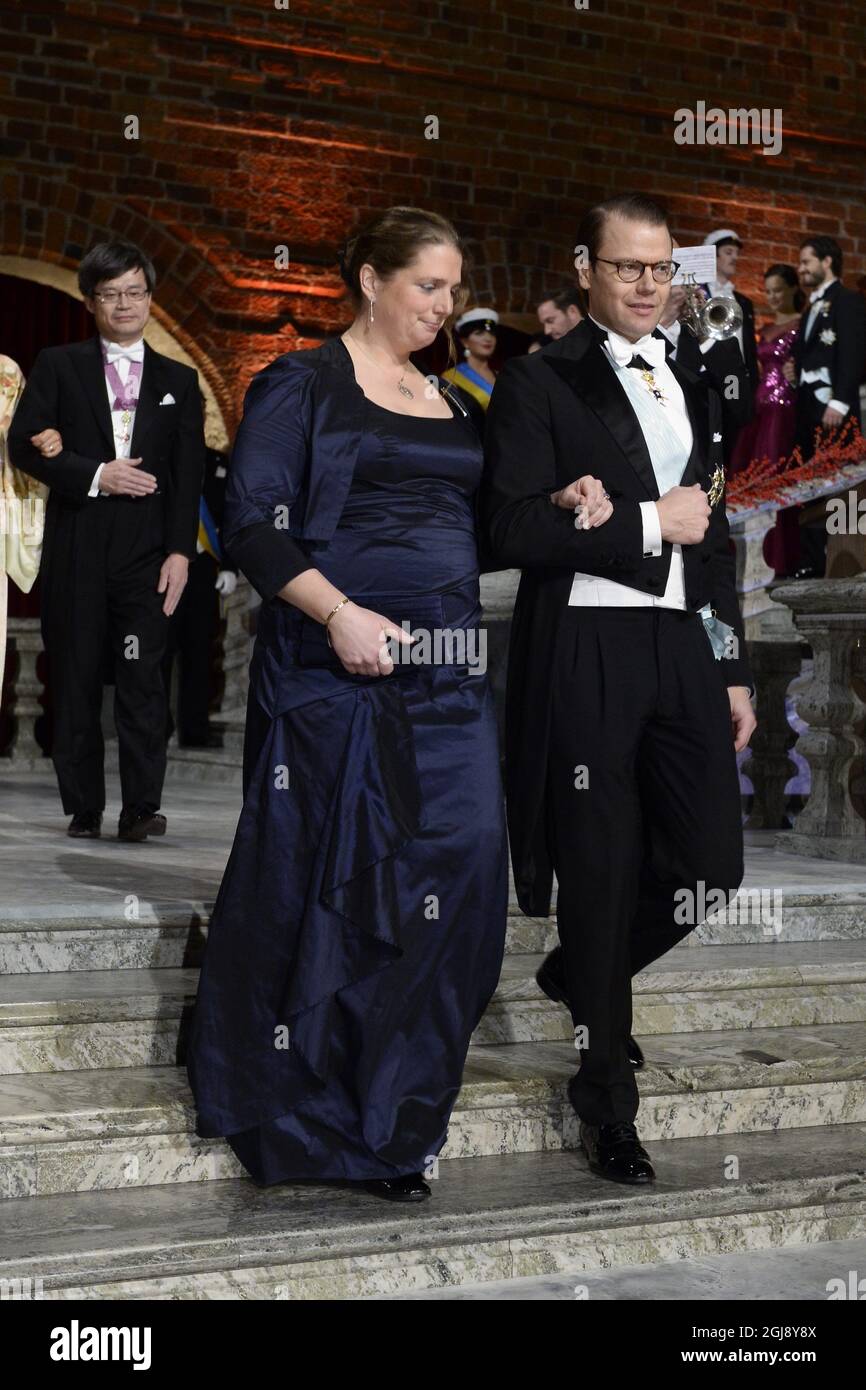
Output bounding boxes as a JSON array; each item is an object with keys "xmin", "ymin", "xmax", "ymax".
[
  {"xmin": 545, "ymin": 607, "xmax": 744, "ymax": 1126},
  {"xmin": 162, "ymin": 553, "xmax": 218, "ymax": 744},
  {"xmin": 42, "ymin": 494, "xmax": 169, "ymax": 816}
]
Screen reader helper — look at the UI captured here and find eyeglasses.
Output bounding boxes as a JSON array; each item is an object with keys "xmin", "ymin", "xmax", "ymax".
[
  {"xmin": 93, "ymin": 288, "xmax": 150, "ymax": 303},
  {"xmin": 593, "ymin": 258, "xmax": 681, "ymax": 284}
]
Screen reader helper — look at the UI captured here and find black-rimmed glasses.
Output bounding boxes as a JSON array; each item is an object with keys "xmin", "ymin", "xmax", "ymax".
[{"xmin": 593, "ymin": 258, "xmax": 680, "ymax": 284}]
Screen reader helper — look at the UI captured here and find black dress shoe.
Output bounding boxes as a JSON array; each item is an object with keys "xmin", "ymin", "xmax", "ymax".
[
  {"xmin": 579, "ymin": 1120, "xmax": 655, "ymax": 1185},
  {"xmin": 117, "ymin": 807, "xmax": 167, "ymax": 842},
  {"xmin": 536, "ymin": 949, "xmax": 645, "ymax": 1069},
  {"xmin": 67, "ymin": 811, "xmax": 102, "ymax": 838},
  {"xmin": 363, "ymin": 1173, "xmax": 431, "ymax": 1202}
]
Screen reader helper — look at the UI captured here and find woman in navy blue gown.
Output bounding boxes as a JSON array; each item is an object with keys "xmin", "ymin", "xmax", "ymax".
[{"xmin": 186, "ymin": 208, "xmax": 510, "ymax": 1201}]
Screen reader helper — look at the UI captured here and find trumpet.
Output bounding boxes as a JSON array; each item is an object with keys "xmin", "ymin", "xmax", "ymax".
[{"xmin": 679, "ymin": 271, "xmax": 743, "ymax": 342}]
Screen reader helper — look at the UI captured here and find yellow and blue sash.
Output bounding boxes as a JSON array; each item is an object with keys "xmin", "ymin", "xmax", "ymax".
[
  {"xmin": 442, "ymin": 362, "xmax": 495, "ymax": 411},
  {"xmin": 197, "ymin": 497, "xmax": 222, "ymax": 563}
]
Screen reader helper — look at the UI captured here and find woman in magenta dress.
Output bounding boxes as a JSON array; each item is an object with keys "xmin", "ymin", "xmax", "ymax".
[{"xmin": 730, "ymin": 263, "xmax": 803, "ymax": 575}]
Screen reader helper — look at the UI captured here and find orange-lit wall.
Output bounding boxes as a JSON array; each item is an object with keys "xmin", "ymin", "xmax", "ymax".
[{"xmin": 2, "ymin": 0, "xmax": 864, "ymax": 430}]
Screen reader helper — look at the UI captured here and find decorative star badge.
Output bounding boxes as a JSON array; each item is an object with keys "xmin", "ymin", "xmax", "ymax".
[
  {"xmin": 707, "ymin": 465, "xmax": 725, "ymax": 508},
  {"xmin": 819, "ymin": 328, "xmax": 837, "ymax": 345},
  {"xmin": 638, "ymin": 367, "xmax": 667, "ymax": 405}
]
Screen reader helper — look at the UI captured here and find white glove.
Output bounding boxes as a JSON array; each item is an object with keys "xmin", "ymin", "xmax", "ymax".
[{"xmin": 215, "ymin": 570, "xmax": 237, "ymax": 596}]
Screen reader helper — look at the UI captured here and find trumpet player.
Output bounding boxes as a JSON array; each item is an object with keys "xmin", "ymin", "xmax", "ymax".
[
  {"xmin": 700, "ymin": 228, "xmax": 759, "ymax": 395},
  {"xmin": 657, "ymin": 243, "xmax": 753, "ymax": 464}
]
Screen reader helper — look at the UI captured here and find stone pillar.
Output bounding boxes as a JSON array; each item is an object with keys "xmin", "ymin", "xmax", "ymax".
[
  {"xmin": 4, "ymin": 617, "xmax": 47, "ymax": 768},
  {"xmin": 770, "ymin": 577, "xmax": 866, "ymax": 859},
  {"xmin": 740, "ymin": 636, "xmax": 806, "ymax": 829},
  {"xmin": 729, "ymin": 508, "xmax": 777, "ymax": 632},
  {"xmin": 480, "ymin": 569, "xmax": 520, "ymax": 759},
  {"xmin": 213, "ymin": 577, "xmax": 253, "ymax": 755}
]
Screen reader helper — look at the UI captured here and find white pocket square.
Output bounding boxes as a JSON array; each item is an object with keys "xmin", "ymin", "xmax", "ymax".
[
  {"xmin": 713, "ymin": 432, "xmax": 723, "ymax": 442},
  {"xmin": 159, "ymin": 393, "xmax": 176, "ymax": 405}
]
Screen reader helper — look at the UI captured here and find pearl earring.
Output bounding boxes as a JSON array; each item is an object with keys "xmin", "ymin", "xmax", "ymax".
[{"xmin": 368, "ymin": 296, "xmax": 375, "ymax": 325}]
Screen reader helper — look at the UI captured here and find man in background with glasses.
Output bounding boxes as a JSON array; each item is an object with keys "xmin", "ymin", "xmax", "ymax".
[
  {"xmin": 9, "ymin": 239, "xmax": 205, "ymax": 842},
  {"xmin": 482, "ymin": 193, "xmax": 755, "ymax": 1188}
]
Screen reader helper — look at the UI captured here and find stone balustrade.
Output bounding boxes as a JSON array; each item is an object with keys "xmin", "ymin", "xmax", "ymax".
[{"xmin": 768, "ymin": 577, "xmax": 866, "ymax": 859}]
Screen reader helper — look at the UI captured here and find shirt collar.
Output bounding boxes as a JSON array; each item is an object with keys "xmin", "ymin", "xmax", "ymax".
[
  {"xmin": 100, "ymin": 336, "xmax": 145, "ymax": 360},
  {"xmin": 810, "ymin": 277, "xmax": 836, "ymax": 304}
]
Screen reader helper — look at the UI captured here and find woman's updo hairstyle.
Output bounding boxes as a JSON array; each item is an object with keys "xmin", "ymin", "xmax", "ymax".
[
  {"xmin": 764, "ymin": 262, "xmax": 805, "ymax": 313},
  {"xmin": 337, "ymin": 206, "xmax": 471, "ymax": 368}
]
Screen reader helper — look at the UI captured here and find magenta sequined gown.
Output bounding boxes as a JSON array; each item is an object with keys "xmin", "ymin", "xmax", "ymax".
[{"xmin": 730, "ymin": 322, "xmax": 800, "ymax": 575}]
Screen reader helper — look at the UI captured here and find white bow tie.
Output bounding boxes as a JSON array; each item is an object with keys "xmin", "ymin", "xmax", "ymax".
[
  {"xmin": 604, "ymin": 331, "xmax": 667, "ymax": 371},
  {"xmin": 102, "ymin": 340, "xmax": 145, "ymax": 365}
]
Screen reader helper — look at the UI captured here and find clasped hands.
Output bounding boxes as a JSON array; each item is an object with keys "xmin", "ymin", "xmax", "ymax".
[
  {"xmin": 30, "ymin": 427, "xmax": 188, "ymax": 616},
  {"xmin": 550, "ymin": 475, "xmax": 754, "ymax": 750}
]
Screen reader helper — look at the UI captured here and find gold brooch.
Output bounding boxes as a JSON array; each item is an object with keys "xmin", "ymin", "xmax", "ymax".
[{"xmin": 707, "ymin": 465, "xmax": 725, "ymax": 508}]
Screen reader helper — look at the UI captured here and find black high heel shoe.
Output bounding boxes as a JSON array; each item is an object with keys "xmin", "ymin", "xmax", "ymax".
[{"xmin": 363, "ymin": 1173, "xmax": 432, "ymax": 1202}]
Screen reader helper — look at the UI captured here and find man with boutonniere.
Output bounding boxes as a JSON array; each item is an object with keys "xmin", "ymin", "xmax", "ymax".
[
  {"xmin": 8, "ymin": 240, "xmax": 205, "ymax": 842},
  {"xmin": 481, "ymin": 193, "xmax": 756, "ymax": 1189},
  {"xmin": 783, "ymin": 235, "xmax": 866, "ymax": 577},
  {"xmin": 787, "ymin": 235, "xmax": 866, "ymax": 462}
]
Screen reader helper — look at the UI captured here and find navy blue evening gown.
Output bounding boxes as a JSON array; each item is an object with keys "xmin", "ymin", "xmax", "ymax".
[{"xmin": 186, "ymin": 388, "xmax": 508, "ymax": 1182}]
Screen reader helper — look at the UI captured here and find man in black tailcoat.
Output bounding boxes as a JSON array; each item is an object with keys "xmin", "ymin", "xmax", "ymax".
[
  {"xmin": 8, "ymin": 240, "xmax": 205, "ymax": 840},
  {"xmin": 481, "ymin": 194, "xmax": 756, "ymax": 1187}
]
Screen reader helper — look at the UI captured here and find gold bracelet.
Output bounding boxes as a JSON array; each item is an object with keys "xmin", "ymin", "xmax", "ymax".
[{"xmin": 323, "ymin": 596, "xmax": 350, "ymax": 647}]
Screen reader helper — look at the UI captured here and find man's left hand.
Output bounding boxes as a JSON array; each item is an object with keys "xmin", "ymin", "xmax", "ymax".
[
  {"xmin": 729, "ymin": 685, "xmax": 756, "ymax": 752},
  {"xmin": 551, "ymin": 475, "xmax": 613, "ymax": 528},
  {"xmin": 822, "ymin": 405, "xmax": 845, "ymax": 428},
  {"xmin": 31, "ymin": 428, "xmax": 63, "ymax": 458},
  {"xmin": 157, "ymin": 553, "xmax": 190, "ymax": 616}
]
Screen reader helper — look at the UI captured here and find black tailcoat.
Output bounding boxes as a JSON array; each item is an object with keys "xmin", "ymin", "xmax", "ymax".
[
  {"xmin": 792, "ymin": 278, "xmax": 866, "ymax": 456},
  {"xmin": 480, "ymin": 318, "xmax": 751, "ymax": 916}
]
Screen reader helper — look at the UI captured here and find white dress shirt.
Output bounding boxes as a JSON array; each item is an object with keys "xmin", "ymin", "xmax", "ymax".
[
  {"xmin": 801, "ymin": 278, "xmax": 848, "ymax": 417},
  {"xmin": 88, "ymin": 337, "xmax": 145, "ymax": 496},
  {"xmin": 568, "ymin": 316, "xmax": 691, "ymax": 610}
]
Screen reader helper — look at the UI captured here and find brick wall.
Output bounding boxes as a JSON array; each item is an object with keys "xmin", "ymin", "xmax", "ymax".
[{"xmin": 1, "ymin": 0, "xmax": 864, "ymax": 430}]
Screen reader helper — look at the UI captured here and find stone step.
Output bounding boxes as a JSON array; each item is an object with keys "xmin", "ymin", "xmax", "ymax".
[
  {"xmin": 0, "ymin": 904, "xmax": 553, "ymax": 975},
  {"xmin": 1, "ymin": 1022, "xmax": 863, "ymax": 1199},
  {"xmin": 0, "ymin": 1124, "xmax": 863, "ymax": 1298},
  {"xmin": 2, "ymin": 942, "xmax": 866, "ymax": 1073},
  {"xmin": 2, "ymin": 886, "xmax": 862, "ymax": 975},
  {"xmin": 480, "ymin": 943, "xmax": 866, "ymax": 1043},
  {"xmin": 369, "ymin": 1235, "xmax": 866, "ymax": 1300}
]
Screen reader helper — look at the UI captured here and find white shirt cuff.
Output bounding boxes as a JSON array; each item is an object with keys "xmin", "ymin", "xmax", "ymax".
[
  {"xmin": 699, "ymin": 337, "xmax": 715, "ymax": 355},
  {"xmin": 88, "ymin": 463, "xmax": 107, "ymax": 497},
  {"xmin": 829, "ymin": 399, "xmax": 850, "ymax": 416},
  {"xmin": 639, "ymin": 500, "xmax": 662, "ymax": 557}
]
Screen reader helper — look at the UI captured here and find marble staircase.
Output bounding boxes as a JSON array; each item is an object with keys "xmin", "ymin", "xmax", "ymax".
[{"xmin": 0, "ymin": 780, "xmax": 865, "ymax": 1298}]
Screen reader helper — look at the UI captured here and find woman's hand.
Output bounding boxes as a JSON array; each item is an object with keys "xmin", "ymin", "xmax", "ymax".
[
  {"xmin": 31, "ymin": 428, "xmax": 63, "ymax": 458},
  {"xmin": 325, "ymin": 602, "xmax": 415, "ymax": 676},
  {"xmin": 550, "ymin": 474, "xmax": 613, "ymax": 529}
]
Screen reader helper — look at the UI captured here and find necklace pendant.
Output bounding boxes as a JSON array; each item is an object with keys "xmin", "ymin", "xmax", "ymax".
[{"xmin": 397, "ymin": 380, "xmax": 414, "ymax": 399}]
